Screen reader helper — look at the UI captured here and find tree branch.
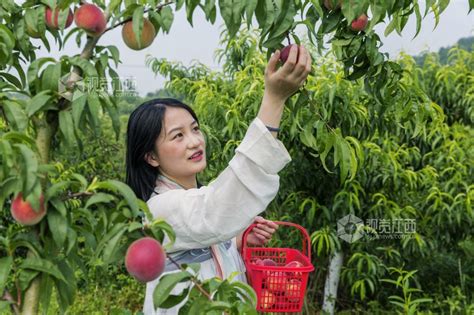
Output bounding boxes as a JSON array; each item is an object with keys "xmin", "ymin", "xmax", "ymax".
[
  {"xmin": 102, "ymin": 1, "xmax": 174, "ymax": 35},
  {"xmin": 62, "ymin": 191, "xmax": 94, "ymax": 200},
  {"xmin": 166, "ymin": 255, "xmax": 212, "ymax": 300}
]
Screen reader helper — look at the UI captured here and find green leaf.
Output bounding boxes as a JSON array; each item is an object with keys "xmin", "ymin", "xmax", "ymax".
[
  {"xmin": 16, "ymin": 144, "xmax": 38, "ymax": 195},
  {"xmin": 102, "ymin": 225, "xmax": 127, "ymax": 264},
  {"xmin": 0, "ymin": 72, "xmax": 23, "ymax": 89},
  {"xmin": 26, "ymin": 90, "xmax": 53, "ymax": 117},
  {"xmin": 2, "ymin": 100, "xmax": 27, "ymax": 131},
  {"xmin": 38, "ymin": 274, "xmax": 53, "ymax": 314},
  {"xmin": 20, "ymin": 257, "xmax": 67, "ymax": 283},
  {"xmin": 41, "ymin": 63, "xmax": 61, "ymax": 92},
  {"xmin": 18, "ymin": 269, "xmax": 39, "ymax": 291},
  {"xmin": 156, "ymin": 6, "xmax": 174, "ymax": 33},
  {"xmin": 95, "ymin": 180, "xmax": 139, "ymax": 216},
  {"xmin": 413, "ymin": 2, "xmax": 422, "ymax": 39},
  {"xmin": 245, "ymin": 0, "xmax": 258, "ymax": 28},
  {"xmin": 45, "ymin": 181, "xmax": 72, "ymax": 200},
  {"xmin": 149, "ymin": 218, "xmax": 176, "ymax": 248},
  {"xmin": 47, "ymin": 209, "xmax": 68, "ymax": 248},
  {"xmin": 0, "ymin": 257, "xmax": 13, "ymax": 294},
  {"xmin": 153, "ymin": 271, "xmax": 193, "ymax": 308},
  {"xmin": 27, "ymin": 58, "xmax": 56, "ymax": 87},
  {"xmin": 72, "ymin": 93, "xmax": 87, "ymax": 130},
  {"xmin": 86, "ymin": 93, "xmax": 101, "ymax": 134},
  {"xmin": 319, "ymin": 130, "xmax": 334, "ymax": 173},
  {"xmin": 132, "ymin": 6, "xmax": 144, "ymax": 49},
  {"xmin": 159, "ymin": 287, "xmax": 190, "ymax": 309},
  {"xmin": 106, "ymin": 45, "xmax": 120, "ymax": 67},
  {"xmin": 384, "ymin": 16, "xmax": 398, "ymax": 37},
  {"xmin": 58, "ymin": 110, "xmax": 75, "ymax": 147},
  {"xmin": 85, "ymin": 192, "xmax": 115, "ymax": 208}
]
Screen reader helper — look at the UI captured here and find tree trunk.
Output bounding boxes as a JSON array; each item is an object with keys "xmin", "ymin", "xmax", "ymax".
[
  {"xmin": 322, "ymin": 250, "xmax": 344, "ymax": 315},
  {"xmin": 21, "ymin": 117, "xmax": 57, "ymax": 314},
  {"xmin": 21, "ymin": 251, "xmax": 42, "ymax": 315}
]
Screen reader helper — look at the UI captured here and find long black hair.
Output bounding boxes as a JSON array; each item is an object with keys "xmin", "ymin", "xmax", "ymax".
[{"xmin": 125, "ymin": 98, "xmax": 201, "ymax": 201}]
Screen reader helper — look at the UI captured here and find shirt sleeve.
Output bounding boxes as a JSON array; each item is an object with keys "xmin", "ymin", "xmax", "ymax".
[{"xmin": 146, "ymin": 117, "xmax": 291, "ymax": 252}]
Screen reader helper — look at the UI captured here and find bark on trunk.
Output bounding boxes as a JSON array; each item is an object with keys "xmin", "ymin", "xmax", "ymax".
[
  {"xmin": 21, "ymin": 118, "xmax": 57, "ymax": 314},
  {"xmin": 322, "ymin": 250, "xmax": 344, "ymax": 315}
]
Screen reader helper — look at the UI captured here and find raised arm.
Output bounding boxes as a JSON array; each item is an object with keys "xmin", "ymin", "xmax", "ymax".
[
  {"xmin": 258, "ymin": 45, "xmax": 312, "ymax": 138},
  {"xmin": 147, "ymin": 46, "xmax": 312, "ymax": 252}
]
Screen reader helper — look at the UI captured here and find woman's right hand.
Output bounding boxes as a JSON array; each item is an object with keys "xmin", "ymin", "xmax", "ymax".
[{"xmin": 264, "ymin": 45, "xmax": 312, "ymax": 104}]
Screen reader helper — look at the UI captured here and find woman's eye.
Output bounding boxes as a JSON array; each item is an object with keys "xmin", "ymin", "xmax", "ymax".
[
  {"xmin": 174, "ymin": 133, "xmax": 183, "ymax": 139},
  {"xmin": 194, "ymin": 126, "xmax": 200, "ymax": 131}
]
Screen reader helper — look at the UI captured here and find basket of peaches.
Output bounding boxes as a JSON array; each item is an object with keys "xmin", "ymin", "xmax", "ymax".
[{"xmin": 241, "ymin": 221, "xmax": 314, "ymax": 313}]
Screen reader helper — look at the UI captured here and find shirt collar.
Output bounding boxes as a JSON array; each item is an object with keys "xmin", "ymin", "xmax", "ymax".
[{"xmin": 155, "ymin": 174, "xmax": 185, "ymax": 194}]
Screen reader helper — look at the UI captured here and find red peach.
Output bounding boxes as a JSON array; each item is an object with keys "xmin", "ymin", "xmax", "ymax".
[
  {"xmin": 262, "ymin": 258, "xmax": 277, "ymax": 267},
  {"xmin": 45, "ymin": 7, "xmax": 74, "ymax": 29},
  {"xmin": 351, "ymin": 14, "xmax": 369, "ymax": 32},
  {"xmin": 285, "ymin": 279, "xmax": 302, "ymax": 303},
  {"xmin": 11, "ymin": 193, "xmax": 46, "ymax": 226},
  {"xmin": 259, "ymin": 289, "xmax": 276, "ymax": 310},
  {"xmin": 285, "ymin": 260, "xmax": 304, "ymax": 276},
  {"xmin": 125, "ymin": 237, "xmax": 166, "ymax": 283},
  {"xmin": 122, "ymin": 18, "xmax": 156, "ymax": 50},
  {"xmin": 266, "ymin": 271, "xmax": 287, "ymax": 292},
  {"xmin": 74, "ymin": 3, "xmax": 107, "ymax": 36}
]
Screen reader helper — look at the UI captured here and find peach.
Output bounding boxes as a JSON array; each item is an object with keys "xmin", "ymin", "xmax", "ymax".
[
  {"xmin": 125, "ymin": 237, "xmax": 166, "ymax": 283},
  {"xmin": 74, "ymin": 3, "xmax": 107, "ymax": 36},
  {"xmin": 280, "ymin": 44, "xmax": 300, "ymax": 63},
  {"xmin": 121, "ymin": 18, "xmax": 156, "ymax": 50},
  {"xmin": 285, "ymin": 260, "xmax": 304, "ymax": 277},
  {"xmin": 259, "ymin": 289, "xmax": 276, "ymax": 310},
  {"xmin": 351, "ymin": 14, "xmax": 369, "ymax": 32},
  {"xmin": 262, "ymin": 258, "xmax": 277, "ymax": 267},
  {"xmin": 11, "ymin": 193, "xmax": 46, "ymax": 226},
  {"xmin": 266, "ymin": 271, "xmax": 287, "ymax": 292},
  {"xmin": 285, "ymin": 279, "xmax": 302, "ymax": 303},
  {"xmin": 45, "ymin": 7, "xmax": 74, "ymax": 29}
]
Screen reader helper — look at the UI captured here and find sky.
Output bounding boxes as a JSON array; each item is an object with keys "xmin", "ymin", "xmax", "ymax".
[{"xmin": 33, "ymin": 1, "xmax": 474, "ymax": 96}]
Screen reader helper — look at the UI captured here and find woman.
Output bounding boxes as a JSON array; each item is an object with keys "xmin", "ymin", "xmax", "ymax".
[{"xmin": 125, "ymin": 45, "xmax": 311, "ymax": 314}]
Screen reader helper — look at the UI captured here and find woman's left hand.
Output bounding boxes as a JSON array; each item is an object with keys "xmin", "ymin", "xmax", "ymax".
[{"xmin": 246, "ymin": 216, "xmax": 279, "ymax": 246}]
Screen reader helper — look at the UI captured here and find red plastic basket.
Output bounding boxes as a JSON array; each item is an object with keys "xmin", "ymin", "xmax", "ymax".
[{"xmin": 242, "ymin": 221, "xmax": 314, "ymax": 313}]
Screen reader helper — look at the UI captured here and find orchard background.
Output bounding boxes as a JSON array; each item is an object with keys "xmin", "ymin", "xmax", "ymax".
[{"xmin": 0, "ymin": 0, "xmax": 473, "ymax": 314}]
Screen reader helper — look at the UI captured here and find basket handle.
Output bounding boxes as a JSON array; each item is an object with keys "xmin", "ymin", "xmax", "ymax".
[{"xmin": 241, "ymin": 221, "xmax": 311, "ymax": 262}]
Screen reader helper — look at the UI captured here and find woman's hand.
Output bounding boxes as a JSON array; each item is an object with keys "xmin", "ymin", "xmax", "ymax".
[
  {"xmin": 246, "ymin": 216, "xmax": 279, "ymax": 246},
  {"xmin": 264, "ymin": 45, "xmax": 312, "ymax": 104}
]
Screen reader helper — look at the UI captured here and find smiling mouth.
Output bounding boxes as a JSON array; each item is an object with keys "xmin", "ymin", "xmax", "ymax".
[{"xmin": 189, "ymin": 151, "xmax": 203, "ymax": 159}]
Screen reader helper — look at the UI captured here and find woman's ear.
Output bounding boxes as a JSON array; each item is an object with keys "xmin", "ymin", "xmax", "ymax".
[{"xmin": 145, "ymin": 152, "xmax": 160, "ymax": 167}]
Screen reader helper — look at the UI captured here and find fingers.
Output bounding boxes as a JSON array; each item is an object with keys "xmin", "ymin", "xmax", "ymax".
[
  {"xmin": 253, "ymin": 222, "xmax": 278, "ymax": 238},
  {"xmin": 293, "ymin": 46, "xmax": 307, "ymax": 77},
  {"xmin": 281, "ymin": 44, "xmax": 299, "ymax": 73},
  {"xmin": 296, "ymin": 46, "xmax": 312, "ymax": 85},
  {"xmin": 254, "ymin": 216, "xmax": 279, "ymax": 230},
  {"xmin": 265, "ymin": 50, "xmax": 281, "ymax": 76}
]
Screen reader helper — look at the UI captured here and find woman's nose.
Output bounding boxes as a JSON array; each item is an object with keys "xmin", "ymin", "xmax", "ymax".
[{"xmin": 188, "ymin": 133, "xmax": 202, "ymax": 147}]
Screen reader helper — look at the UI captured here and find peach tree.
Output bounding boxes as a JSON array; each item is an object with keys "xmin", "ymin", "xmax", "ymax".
[
  {"xmin": 1, "ymin": 0, "xmax": 471, "ymax": 314},
  {"xmin": 146, "ymin": 29, "xmax": 474, "ymax": 314}
]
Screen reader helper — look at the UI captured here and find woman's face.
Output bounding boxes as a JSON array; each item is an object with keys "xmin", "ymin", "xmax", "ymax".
[{"xmin": 149, "ymin": 107, "xmax": 206, "ymax": 187}]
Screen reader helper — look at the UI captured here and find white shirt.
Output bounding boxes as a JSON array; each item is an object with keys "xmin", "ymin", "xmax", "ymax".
[{"xmin": 143, "ymin": 117, "xmax": 292, "ymax": 314}]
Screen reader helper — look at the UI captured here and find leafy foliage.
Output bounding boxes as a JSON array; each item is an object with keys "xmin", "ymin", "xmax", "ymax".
[{"xmin": 147, "ymin": 29, "xmax": 473, "ymax": 312}]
